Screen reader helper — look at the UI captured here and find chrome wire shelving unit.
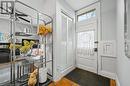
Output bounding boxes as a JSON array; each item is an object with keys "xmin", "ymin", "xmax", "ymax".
[{"xmin": 0, "ymin": 0, "xmax": 53, "ymax": 86}]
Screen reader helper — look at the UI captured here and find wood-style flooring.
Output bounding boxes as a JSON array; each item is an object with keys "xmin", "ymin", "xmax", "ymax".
[
  {"xmin": 110, "ymin": 80, "xmax": 116, "ymax": 86},
  {"xmin": 49, "ymin": 78, "xmax": 116, "ymax": 86},
  {"xmin": 49, "ymin": 78, "xmax": 79, "ymax": 86},
  {"xmin": 49, "ymin": 68, "xmax": 116, "ymax": 86}
]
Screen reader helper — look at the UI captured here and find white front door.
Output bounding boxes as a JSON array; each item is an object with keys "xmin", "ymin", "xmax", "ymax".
[{"xmin": 76, "ymin": 18, "xmax": 98, "ymax": 73}]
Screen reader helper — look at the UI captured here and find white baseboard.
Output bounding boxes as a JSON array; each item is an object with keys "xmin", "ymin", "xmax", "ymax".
[
  {"xmin": 54, "ymin": 65, "xmax": 75, "ymax": 82},
  {"xmin": 61, "ymin": 65, "xmax": 76, "ymax": 77},
  {"xmin": 77, "ymin": 64, "xmax": 97, "ymax": 74},
  {"xmin": 116, "ymin": 75, "xmax": 121, "ymax": 86},
  {"xmin": 98, "ymin": 70, "xmax": 116, "ymax": 80},
  {"xmin": 53, "ymin": 73, "xmax": 62, "ymax": 82}
]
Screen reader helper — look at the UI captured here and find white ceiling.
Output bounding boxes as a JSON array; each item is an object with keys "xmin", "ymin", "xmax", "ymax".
[{"xmin": 65, "ymin": 0, "xmax": 98, "ymax": 11}]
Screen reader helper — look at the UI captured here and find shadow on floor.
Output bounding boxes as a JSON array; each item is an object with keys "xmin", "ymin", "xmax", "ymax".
[{"xmin": 65, "ymin": 68, "xmax": 110, "ymax": 86}]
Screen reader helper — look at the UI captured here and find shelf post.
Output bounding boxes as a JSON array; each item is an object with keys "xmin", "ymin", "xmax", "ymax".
[{"xmin": 10, "ymin": 1, "xmax": 16, "ymax": 84}]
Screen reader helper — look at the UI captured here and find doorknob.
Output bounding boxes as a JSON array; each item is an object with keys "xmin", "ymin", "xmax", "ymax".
[{"xmin": 94, "ymin": 48, "xmax": 98, "ymax": 52}]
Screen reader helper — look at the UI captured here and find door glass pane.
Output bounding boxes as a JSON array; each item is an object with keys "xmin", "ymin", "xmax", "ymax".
[
  {"xmin": 78, "ymin": 9, "xmax": 96, "ymax": 22},
  {"xmin": 77, "ymin": 31, "xmax": 95, "ymax": 56},
  {"xmin": 78, "ymin": 14, "xmax": 86, "ymax": 22}
]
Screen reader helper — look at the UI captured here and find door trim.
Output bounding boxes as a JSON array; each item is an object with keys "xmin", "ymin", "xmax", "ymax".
[
  {"xmin": 76, "ymin": 20, "xmax": 98, "ymax": 73},
  {"xmin": 75, "ymin": 2, "xmax": 101, "ymax": 74}
]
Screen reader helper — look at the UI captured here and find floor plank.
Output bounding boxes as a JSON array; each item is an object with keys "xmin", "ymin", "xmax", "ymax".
[
  {"xmin": 110, "ymin": 80, "xmax": 116, "ymax": 86},
  {"xmin": 49, "ymin": 78, "xmax": 79, "ymax": 86}
]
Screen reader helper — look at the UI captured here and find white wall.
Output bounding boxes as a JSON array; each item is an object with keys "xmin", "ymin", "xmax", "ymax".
[
  {"xmin": 54, "ymin": 0, "xmax": 75, "ymax": 81},
  {"xmin": 98, "ymin": 0, "xmax": 117, "ymax": 79},
  {"xmin": 117, "ymin": 0, "xmax": 130, "ymax": 86},
  {"xmin": 101, "ymin": 0, "xmax": 117, "ymax": 40}
]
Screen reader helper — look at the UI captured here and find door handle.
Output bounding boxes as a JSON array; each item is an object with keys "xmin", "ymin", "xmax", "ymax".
[
  {"xmin": 94, "ymin": 48, "xmax": 98, "ymax": 52},
  {"xmin": 94, "ymin": 41, "xmax": 98, "ymax": 44}
]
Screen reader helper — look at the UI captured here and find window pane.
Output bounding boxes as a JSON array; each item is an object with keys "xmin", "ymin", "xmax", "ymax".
[
  {"xmin": 77, "ymin": 31, "xmax": 95, "ymax": 56},
  {"xmin": 78, "ymin": 14, "xmax": 86, "ymax": 22},
  {"xmin": 77, "ymin": 31, "xmax": 94, "ymax": 49},
  {"xmin": 78, "ymin": 9, "xmax": 96, "ymax": 22}
]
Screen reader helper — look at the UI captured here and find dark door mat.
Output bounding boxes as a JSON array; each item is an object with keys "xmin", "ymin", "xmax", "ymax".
[{"xmin": 65, "ymin": 68, "xmax": 110, "ymax": 86}]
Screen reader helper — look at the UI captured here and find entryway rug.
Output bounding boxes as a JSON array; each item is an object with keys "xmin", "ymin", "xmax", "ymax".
[{"xmin": 65, "ymin": 68, "xmax": 110, "ymax": 86}]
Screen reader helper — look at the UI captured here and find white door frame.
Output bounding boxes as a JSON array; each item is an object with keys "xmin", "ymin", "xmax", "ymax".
[{"xmin": 75, "ymin": 2, "xmax": 101, "ymax": 74}]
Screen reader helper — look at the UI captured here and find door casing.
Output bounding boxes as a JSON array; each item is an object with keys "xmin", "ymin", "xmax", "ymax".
[{"xmin": 75, "ymin": 2, "xmax": 101, "ymax": 74}]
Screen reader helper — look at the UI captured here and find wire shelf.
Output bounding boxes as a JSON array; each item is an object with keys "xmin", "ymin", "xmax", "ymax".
[{"xmin": 0, "ymin": 0, "xmax": 53, "ymax": 86}]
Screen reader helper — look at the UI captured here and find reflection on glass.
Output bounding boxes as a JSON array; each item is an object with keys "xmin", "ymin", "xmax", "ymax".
[
  {"xmin": 77, "ymin": 31, "xmax": 94, "ymax": 56},
  {"xmin": 78, "ymin": 9, "xmax": 96, "ymax": 22}
]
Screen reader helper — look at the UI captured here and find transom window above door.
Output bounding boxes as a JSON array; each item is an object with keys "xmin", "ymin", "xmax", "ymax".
[{"xmin": 77, "ymin": 9, "xmax": 96, "ymax": 22}]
